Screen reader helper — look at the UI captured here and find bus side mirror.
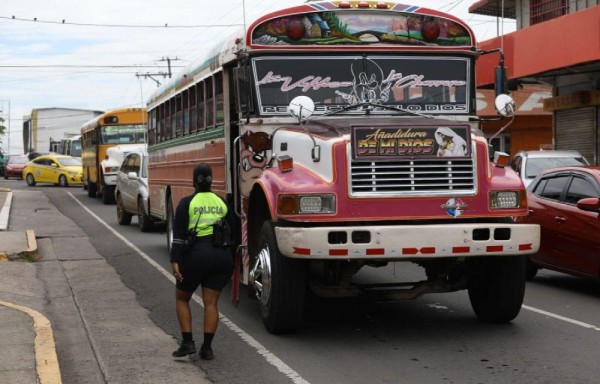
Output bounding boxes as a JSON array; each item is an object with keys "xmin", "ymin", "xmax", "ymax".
[
  {"xmin": 495, "ymin": 65, "xmax": 509, "ymax": 97},
  {"xmin": 494, "ymin": 94, "xmax": 516, "ymax": 117}
]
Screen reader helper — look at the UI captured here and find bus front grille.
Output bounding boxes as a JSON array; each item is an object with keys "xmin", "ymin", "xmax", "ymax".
[{"xmin": 350, "ymin": 157, "xmax": 476, "ymax": 196}]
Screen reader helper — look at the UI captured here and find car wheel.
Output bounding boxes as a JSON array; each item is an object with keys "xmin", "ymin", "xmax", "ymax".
[
  {"xmin": 525, "ymin": 257, "xmax": 539, "ymax": 281},
  {"xmin": 58, "ymin": 175, "xmax": 68, "ymax": 187},
  {"xmin": 250, "ymin": 220, "xmax": 306, "ymax": 334},
  {"xmin": 26, "ymin": 173, "xmax": 36, "ymax": 186},
  {"xmin": 116, "ymin": 193, "xmax": 132, "ymax": 225},
  {"xmin": 467, "ymin": 255, "xmax": 526, "ymax": 323},
  {"xmin": 137, "ymin": 197, "xmax": 154, "ymax": 232},
  {"xmin": 166, "ymin": 197, "xmax": 174, "ymax": 257}
]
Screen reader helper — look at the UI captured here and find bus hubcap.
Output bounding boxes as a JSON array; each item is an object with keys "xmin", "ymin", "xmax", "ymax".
[{"xmin": 249, "ymin": 246, "xmax": 272, "ymax": 306}]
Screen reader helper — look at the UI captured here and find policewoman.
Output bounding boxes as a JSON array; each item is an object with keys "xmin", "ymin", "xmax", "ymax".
[{"xmin": 171, "ymin": 163, "xmax": 234, "ymax": 360}]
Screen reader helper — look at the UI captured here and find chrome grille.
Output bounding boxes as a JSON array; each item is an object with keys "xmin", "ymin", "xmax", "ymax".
[{"xmin": 350, "ymin": 156, "xmax": 476, "ymax": 196}]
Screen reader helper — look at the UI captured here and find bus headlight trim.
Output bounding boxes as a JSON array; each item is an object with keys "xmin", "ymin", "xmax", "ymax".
[{"xmin": 490, "ymin": 191, "xmax": 519, "ymax": 209}]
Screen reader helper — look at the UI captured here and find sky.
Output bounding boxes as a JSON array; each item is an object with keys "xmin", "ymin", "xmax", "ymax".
[{"xmin": 0, "ymin": 0, "xmax": 516, "ymax": 155}]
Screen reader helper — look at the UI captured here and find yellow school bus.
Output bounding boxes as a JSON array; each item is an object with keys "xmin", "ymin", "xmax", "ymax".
[{"xmin": 81, "ymin": 108, "xmax": 147, "ymax": 204}]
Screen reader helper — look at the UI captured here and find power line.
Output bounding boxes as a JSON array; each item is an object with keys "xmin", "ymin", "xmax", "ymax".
[
  {"xmin": 0, "ymin": 64, "xmax": 185, "ymax": 69},
  {"xmin": 0, "ymin": 15, "xmax": 242, "ymax": 28}
]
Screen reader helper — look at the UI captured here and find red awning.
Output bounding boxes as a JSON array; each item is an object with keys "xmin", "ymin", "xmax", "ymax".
[{"xmin": 476, "ymin": 6, "xmax": 600, "ymax": 87}]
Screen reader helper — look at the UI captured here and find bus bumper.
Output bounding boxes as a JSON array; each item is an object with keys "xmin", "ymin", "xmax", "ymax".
[{"xmin": 275, "ymin": 223, "xmax": 540, "ymax": 259}]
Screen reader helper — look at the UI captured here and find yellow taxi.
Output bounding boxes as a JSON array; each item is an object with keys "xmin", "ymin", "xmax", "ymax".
[{"xmin": 23, "ymin": 154, "xmax": 84, "ymax": 187}]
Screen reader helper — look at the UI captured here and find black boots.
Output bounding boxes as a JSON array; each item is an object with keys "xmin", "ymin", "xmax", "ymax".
[
  {"xmin": 199, "ymin": 346, "xmax": 214, "ymax": 360},
  {"xmin": 172, "ymin": 341, "xmax": 196, "ymax": 358}
]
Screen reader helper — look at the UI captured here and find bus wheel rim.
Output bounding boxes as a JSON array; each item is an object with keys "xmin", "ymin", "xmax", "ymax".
[{"xmin": 250, "ymin": 247, "xmax": 272, "ymax": 306}]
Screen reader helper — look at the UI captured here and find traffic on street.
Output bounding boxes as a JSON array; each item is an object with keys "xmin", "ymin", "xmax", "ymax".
[
  {"xmin": 2, "ymin": 177, "xmax": 599, "ymax": 384},
  {"xmin": 2, "ymin": 2, "xmax": 600, "ymax": 384}
]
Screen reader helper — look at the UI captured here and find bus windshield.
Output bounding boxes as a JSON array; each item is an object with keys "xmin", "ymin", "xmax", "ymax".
[
  {"xmin": 101, "ymin": 124, "xmax": 146, "ymax": 144},
  {"xmin": 253, "ymin": 55, "xmax": 469, "ymax": 116},
  {"xmin": 71, "ymin": 139, "xmax": 82, "ymax": 156}
]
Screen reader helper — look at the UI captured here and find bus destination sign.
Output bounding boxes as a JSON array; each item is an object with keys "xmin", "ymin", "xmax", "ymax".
[{"xmin": 351, "ymin": 125, "xmax": 471, "ymax": 160}]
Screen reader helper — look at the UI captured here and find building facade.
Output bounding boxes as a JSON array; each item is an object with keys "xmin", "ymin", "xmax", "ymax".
[
  {"xmin": 471, "ymin": 1, "xmax": 600, "ymax": 164},
  {"xmin": 22, "ymin": 108, "xmax": 103, "ymax": 154}
]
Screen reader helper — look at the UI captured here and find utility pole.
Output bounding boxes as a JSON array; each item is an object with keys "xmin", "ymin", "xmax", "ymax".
[{"xmin": 135, "ymin": 56, "xmax": 180, "ymax": 87}]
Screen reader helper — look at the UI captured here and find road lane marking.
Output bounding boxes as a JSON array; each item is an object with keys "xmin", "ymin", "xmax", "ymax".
[
  {"xmin": 68, "ymin": 191, "xmax": 311, "ymax": 384},
  {"xmin": 523, "ymin": 305, "xmax": 600, "ymax": 331}
]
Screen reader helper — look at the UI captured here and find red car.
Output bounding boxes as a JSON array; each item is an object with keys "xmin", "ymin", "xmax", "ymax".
[
  {"xmin": 516, "ymin": 166, "xmax": 600, "ymax": 280},
  {"xmin": 3, "ymin": 155, "xmax": 28, "ymax": 180}
]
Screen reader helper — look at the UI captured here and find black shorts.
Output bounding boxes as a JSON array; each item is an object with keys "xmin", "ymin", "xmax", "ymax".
[{"xmin": 176, "ymin": 238, "xmax": 233, "ymax": 293}]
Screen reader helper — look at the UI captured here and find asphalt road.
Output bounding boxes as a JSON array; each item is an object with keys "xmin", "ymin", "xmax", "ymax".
[{"xmin": 7, "ymin": 179, "xmax": 600, "ymax": 384}]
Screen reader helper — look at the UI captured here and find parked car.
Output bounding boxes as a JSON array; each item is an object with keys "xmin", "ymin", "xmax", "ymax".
[
  {"xmin": 22, "ymin": 154, "xmax": 83, "ymax": 187},
  {"xmin": 4, "ymin": 155, "xmax": 29, "ymax": 180},
  {"xmin": 115, "ymin": 150, "xmax": 155, "ymax": 232},
  {"xmin": 510, "ymin": 150, "xmax": 588, "ymax": 188},
  {"xmin": 516, "ymin": 166, "xmax": 600, "ymax": 281}
]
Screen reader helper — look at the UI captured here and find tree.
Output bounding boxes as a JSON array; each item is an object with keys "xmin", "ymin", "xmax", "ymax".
[{"xmin": 0, "ymin": 116, "xmax": 5, "ymax": 146}]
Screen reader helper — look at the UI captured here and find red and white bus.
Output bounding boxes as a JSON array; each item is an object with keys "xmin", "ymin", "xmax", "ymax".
[{"xmin": 146, "ymin": 1, "xmax": 540, "ymax": 334}]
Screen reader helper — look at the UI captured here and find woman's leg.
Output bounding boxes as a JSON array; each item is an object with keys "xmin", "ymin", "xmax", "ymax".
[
  {"xmin": 175, "ymin": 288, "xmax": 194, "ymax": 332},
  {"xmin": 201, "ymin": 287, "xmax": 221, "ymax": 333}
]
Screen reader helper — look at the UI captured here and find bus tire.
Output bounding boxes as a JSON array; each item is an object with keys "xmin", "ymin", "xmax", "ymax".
[
  {"xmin": 58, "ymin": 175, "xmax": 68, "ymax": 187},
  {"xmin": 254, "ymin": 220, "xmax": 306, "ymax": 334},
  {"xmin": 102, "ymin": 186, "xmax": 115, "ymax": 205},
  {"xmin": 116, "ymin": 193, "xmax": 132, "ymax": 225},
  {"xmin": 166, "ymin": 197, "xmax": 174, "ymax": 257},
  {"xmin": 26, "ymin": 173, "xmax": 36, "ymax": 186},
  {"xmin": 467, "ymin": 255, "xmax": 526, "ymax": 323},
  {"xmin": 138, "ymin": 197, "xmax": 153, "ymax": 232},
  {"xmin": 87, "ymin": 171, "xmax": 97, "ymax": 197}
]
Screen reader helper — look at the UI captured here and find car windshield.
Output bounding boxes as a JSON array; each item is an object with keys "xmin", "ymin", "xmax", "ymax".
[
  {"xmin": 57, "ymin": 157, "xmax": 82, "ymax": 167},
  {"xmin": 525, "ymin": 157, "xmax": 588, "ymax": 178},
  {"xmin": 9, "ymin": 156, "xmax": 27, "ymax": 164}
]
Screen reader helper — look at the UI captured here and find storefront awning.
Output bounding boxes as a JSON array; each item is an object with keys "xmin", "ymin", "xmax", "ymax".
[
  {"xmin": 469, "ymin": 0, "xmax": 516, "ymax": 19},
  {"xmin": 476, "ymin": 6, "xmax": 600, "ymax": 87}
]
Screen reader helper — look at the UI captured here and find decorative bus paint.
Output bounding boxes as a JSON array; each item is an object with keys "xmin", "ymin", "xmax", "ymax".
[
  {"xmin": 146, "ymin": 1, "xmax": 540, "ymax": 334},
  {"xmin": 81, "ymin": 108, "xmax": 147, "ymax": 205}
]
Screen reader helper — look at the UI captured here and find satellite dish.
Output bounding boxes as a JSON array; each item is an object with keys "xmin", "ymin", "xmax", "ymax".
[{"xmin": 288, "ymin": 96, "xmax": 315, "ymax": 121}]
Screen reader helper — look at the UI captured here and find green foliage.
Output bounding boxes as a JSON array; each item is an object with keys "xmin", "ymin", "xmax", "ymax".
[{"xmin": 0, "ymin": 116, "xmax": 5, "ymax": 144}]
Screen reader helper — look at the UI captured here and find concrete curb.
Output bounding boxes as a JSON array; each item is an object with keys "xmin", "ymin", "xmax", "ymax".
[
  {"xmin": 0, "ymin": 190, "xmax": 11, "ymax": 231},
  {"xmin": 0, "ymin": 230, "xmax": 39, "ymax": 262},
  {"xmin": 0, "ymin": 299, "xmax": 62, "ymax": 384}
]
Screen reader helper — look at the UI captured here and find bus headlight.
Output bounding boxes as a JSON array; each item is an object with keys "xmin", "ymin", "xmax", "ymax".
[
  {"xmin": 278, "ymin": 194, "xmax": 336, "ymax": 214},
  {"xmin": 490, "ymin": 191, "xmax": 520, "ymax": 209}
]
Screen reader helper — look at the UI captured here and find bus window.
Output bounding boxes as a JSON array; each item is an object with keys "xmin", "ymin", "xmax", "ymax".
[
  {"xmin": 190, "ymin": 85, "xmax": 197, "ymax": 133},
  {"xmin": 183, "ymin": 89, "xmax": 190, "ymax": 135},
  {"xmin": 169, "ymin": 98, "xmax": 175, "ymax": 138},
  {"xmin": 175, "ymin": 94, "xmax": 182, "ymax": 137},
  {"xmin": 215, "ymin": 72, "xmax": 224, "ymax": 127},
  {"xmin": 197, "ymin": 82, "xmax": 205, "ymax": 130},
  {"xmin": 206, "ymin": 77, "xmax": 214, "ymax": 129}
]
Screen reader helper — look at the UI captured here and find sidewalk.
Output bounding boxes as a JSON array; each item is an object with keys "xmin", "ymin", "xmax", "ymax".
[{"xmin": 0, "ymin": 188, "xmax": 212, "ymax": 384}]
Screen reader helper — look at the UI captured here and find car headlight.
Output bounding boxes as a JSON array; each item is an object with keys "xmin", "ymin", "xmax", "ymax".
[
  {"xmin": 278, "ymin": 194, "xmax": 336, "ymax": 214},
  {"xmin": 104, "ymin": 166, "xmax": 119, "ymax": 173},
  {"xmin": 490, "ymin": 191, "xmax": 520, "ymax": 209}
]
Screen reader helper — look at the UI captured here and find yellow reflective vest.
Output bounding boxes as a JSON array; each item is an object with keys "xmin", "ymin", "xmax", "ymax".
[{"xmin": 188, "ymin": 192, "xmax": 228, "ymax": 237}]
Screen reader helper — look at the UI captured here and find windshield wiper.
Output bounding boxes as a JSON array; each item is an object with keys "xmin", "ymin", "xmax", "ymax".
[{"xmin": 324, "ymin": 101, "xmax": 432, "ymax": 118}]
